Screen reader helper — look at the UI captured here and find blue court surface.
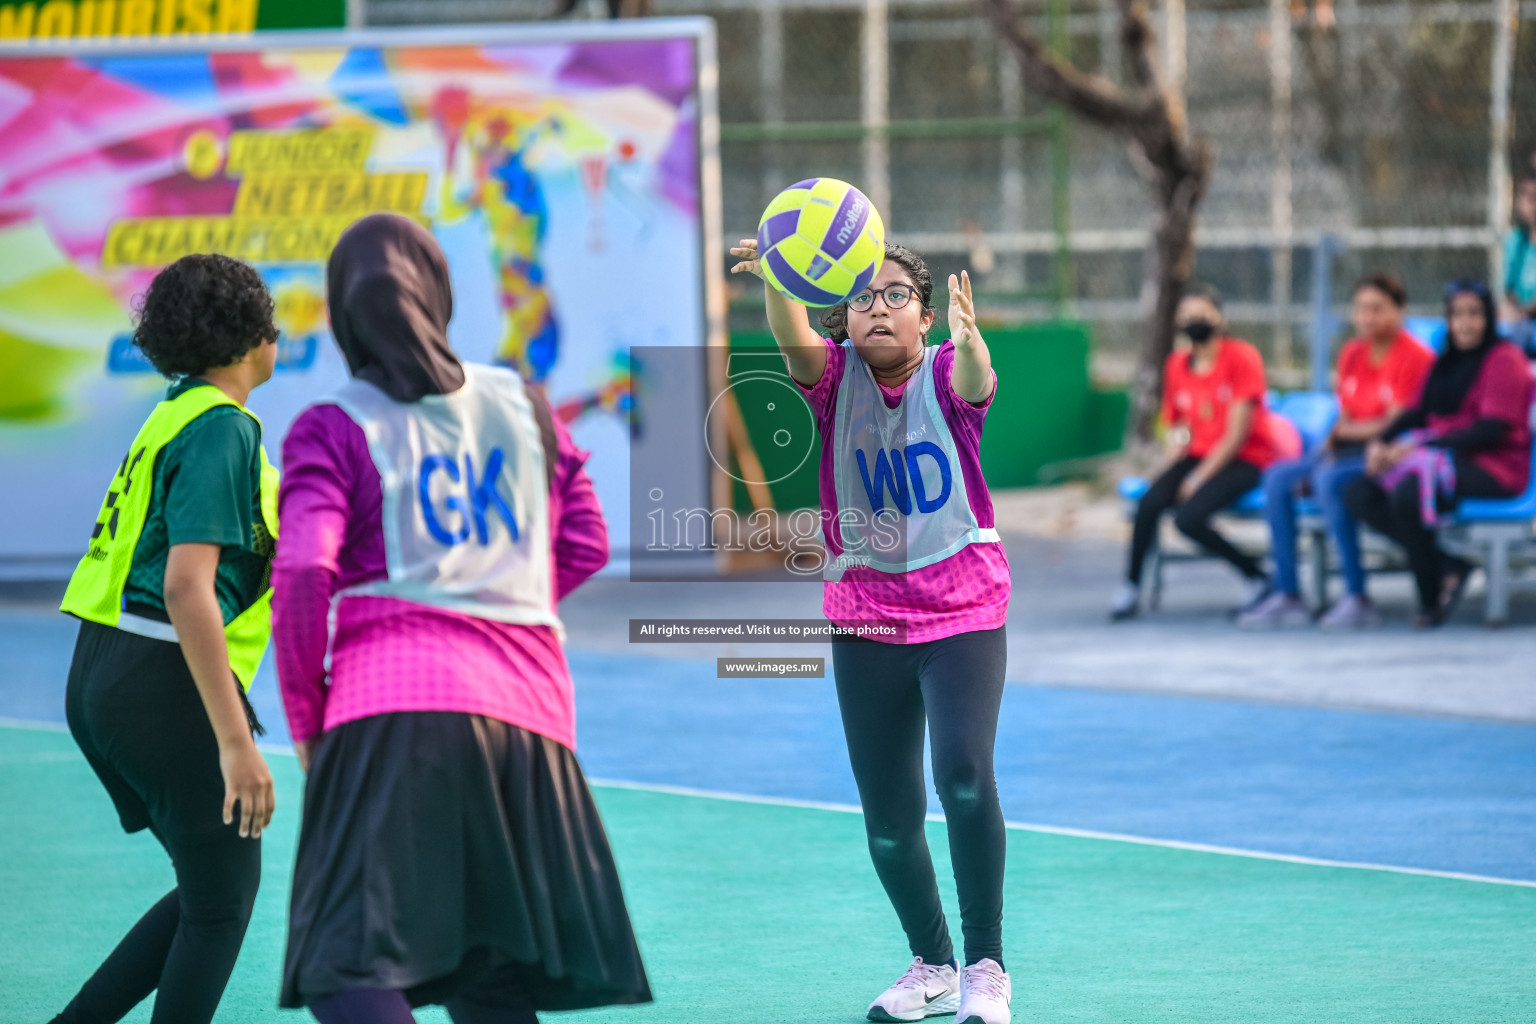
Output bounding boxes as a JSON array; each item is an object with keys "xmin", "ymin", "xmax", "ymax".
[
  {"xmin": 4, "ymin": 610, "xmax": 1534, "ymax": 883},
  {"xmin": 5, "ymin": 608, "xmax": 1536, "ymax": 1024}
]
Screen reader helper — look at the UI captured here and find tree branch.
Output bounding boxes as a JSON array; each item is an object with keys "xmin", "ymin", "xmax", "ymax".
[
  {"xmin": 974, "ymin": 0, "xmax": 1156, "ymax": 133},
  {"xmin": 978, "ymin": 0, "xmax": 1211, "ymax": 445},
  {"xmin": 1113, "ymin": 0, "xmax": 1160, "ymax": 92}
]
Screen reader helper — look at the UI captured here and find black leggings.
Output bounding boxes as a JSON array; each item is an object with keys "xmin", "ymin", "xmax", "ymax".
[
  {"xmin": 832, "ymin": 626, "xmax": 1007, "ymax": 968},
  {"xmin": 1127, "ymin": 455, "xmax": 1265, "ymax": 584},
  {"xmin": 54, "ymin": 620, "xmax": 261, "ymax": 1024},
  {"xmin": 1343, "ymin": 456, "xmax": 1514, "ymax": 612}
]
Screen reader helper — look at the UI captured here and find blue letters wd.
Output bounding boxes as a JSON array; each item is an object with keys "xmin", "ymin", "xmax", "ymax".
[
  {"xmin": 420, "ymin": 448, "xmax": 521, "ymax": 546},
  {"xmin": 856, "ymin": 442, "xmax": 951, "ymax": 515}
]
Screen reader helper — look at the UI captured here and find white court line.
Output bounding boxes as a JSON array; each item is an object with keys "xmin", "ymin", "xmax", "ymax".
[
  {"xmin": 0, "ymin": 716, "xmax": 297, "ymax": 758},
  {"xmin": 4, "ymin": 720, "xmax": 1530, "ymax": 891},
  {"xmin": 0, "ymin": 717, "xmax": 69, "ymax": 733},
  {"xmin": 588, "ymin": 776, "xmax": 1536, "ymax": 891}
]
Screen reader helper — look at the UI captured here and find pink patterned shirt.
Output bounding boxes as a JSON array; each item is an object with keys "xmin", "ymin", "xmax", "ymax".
[
  {"xmin": 796, "ymin": 337, "xmax": 1011, "ymax": 643},
  {"xmin": 272, "ymin": 403, "xmax": 608, "ymax": 749}
]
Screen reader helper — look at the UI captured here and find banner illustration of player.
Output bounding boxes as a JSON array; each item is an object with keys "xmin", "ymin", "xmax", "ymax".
[{"xmin": 0, "ymin": 23, "xmax": 713, "ymax": 564}]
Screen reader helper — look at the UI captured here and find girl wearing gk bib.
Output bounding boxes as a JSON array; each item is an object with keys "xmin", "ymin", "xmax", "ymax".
[
  {"xmin": 732, "ymin": 238, "xmax": 1012, "ymax": 1024},
  {"xmin": 53, "ymin": 255, "xmax": 280, "ymax": 1024},
  {"xmin": 274, "ymin": 214, "xmax": 650, "ymax": 1023}
]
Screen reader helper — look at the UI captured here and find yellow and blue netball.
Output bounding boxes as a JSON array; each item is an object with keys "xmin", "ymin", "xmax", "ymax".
[{"xmin": 757, "ymin": 178, "xmax": 885, "ymax": 307}]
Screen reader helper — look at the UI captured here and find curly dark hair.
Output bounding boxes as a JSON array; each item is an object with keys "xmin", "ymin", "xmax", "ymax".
[
  {"xmin": 132, "ymin": 254, "xmax": 275, "ymax": 378},
  {"xmin": 819, "ymin": 243, "xmax": 934, "ymax": 343}
]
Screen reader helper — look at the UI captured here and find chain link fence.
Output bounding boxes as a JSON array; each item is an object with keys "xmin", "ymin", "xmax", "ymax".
[{"xmin": 366, "ymin": 0, "xmax": 1534, "ymax": 383}]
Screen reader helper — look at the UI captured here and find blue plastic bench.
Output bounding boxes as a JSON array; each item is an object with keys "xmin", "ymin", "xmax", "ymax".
[
  {"xmin": 1444, "ymin": 444, "xmax": 1536, "ymax": 625},
  {"xmin": 1119, "ymin": 392, "xmax": 1337, "ymax": 609},
  {"xmin": 1297, "ymin": 397, "xmax": 1536, "ymax": 624}
]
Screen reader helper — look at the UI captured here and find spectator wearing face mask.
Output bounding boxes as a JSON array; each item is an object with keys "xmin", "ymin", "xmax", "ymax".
[{"xmin": 1111, "ymin": 284, "xmax": 1302, "ymax": 621}]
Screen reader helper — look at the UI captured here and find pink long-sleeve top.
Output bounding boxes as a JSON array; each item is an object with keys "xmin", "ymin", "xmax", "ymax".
[{"xmin": 272, "ymin": 402, "xmax": 608, "ymax": 750}]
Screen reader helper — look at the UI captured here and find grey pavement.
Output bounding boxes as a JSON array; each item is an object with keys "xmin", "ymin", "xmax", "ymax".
[
  {"xmin": 562, "ymin": 530, "xmax": 1536, "ymax": 725},
  {"xmin": 4, "ymin": 530, "xmax": 1533, "ymax": 724}
]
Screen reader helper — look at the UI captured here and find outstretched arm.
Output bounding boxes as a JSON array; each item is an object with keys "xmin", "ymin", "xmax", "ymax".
[
  {"xmin": 948, "ymin": 270, "xmax": 994, "ymax": 404},
  {"xmin": 730, "ymin": 238, "xmax": 828, "ymax": 388}
]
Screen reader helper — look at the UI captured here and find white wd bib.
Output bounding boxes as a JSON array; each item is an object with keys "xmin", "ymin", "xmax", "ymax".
[
  {"xmin": 828, "ymin": 341, "xmax": 999, "ymax": 581},
  {"xmin": 325, "ymin": 364, "xmax": 561, "ymax": 638}
]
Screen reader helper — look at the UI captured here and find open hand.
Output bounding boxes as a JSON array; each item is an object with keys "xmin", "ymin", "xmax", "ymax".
[
  {"xmin": 730, "ymin": 238, "xmax": 765, "ymax": 281},
  {"xmin": 1365, "ymin": 441, "xmax": 1388, "ymax": 476},
  {"xmin": 948, "ymin": 270, "xmax": 978, "ymax": 346},
  {"xmin": 1366, "ymin": 439, "xmax": 1413, "ymax": 476},
  {"xmin": 221, "ymin": 739, "xmax": 274, "ymax": 839}
]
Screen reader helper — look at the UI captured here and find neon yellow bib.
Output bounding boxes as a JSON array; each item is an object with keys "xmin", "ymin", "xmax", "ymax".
[{"xmin": 60, "ymin": 385, "xmax": 280, "ymax": 690}]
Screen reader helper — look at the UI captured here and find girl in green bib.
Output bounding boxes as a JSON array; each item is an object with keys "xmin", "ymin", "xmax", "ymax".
[{"xmin": 53, "ymin": 254, "xmax": 280, "ymax": 1024}]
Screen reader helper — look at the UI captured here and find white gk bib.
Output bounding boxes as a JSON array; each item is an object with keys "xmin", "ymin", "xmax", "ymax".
[
  {"xmin": 828, "ymin": 341, "xmax": 999, "ymax": 581},
  {"xmin": 324, "ymin": 363, "xmax": 561, "ymax": 638}
]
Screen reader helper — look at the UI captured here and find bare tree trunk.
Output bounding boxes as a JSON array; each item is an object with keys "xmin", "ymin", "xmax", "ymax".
[
  {"xmin": 1133, "ymin": 161, "xmax": 1205, "ymax": 440},
  {"xmin": 548, "ymin": 0, "xmax": 651, "ymax": 18},
  {"xmin": 976, "ymin": 0, "xmax": 1209, "ymax": 444}
]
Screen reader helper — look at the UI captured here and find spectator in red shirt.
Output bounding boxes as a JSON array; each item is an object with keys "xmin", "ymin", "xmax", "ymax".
[
  {"xmin": 1112, "ymin": 284, "xmax": 1301, "ymax": 620},
  {"xmin": 1345, "ymin": 279, "xmax": 1534, "ymax": 627},
  {"xmin": 1239, "ymin": 273, "xmax": 1433, "ymax": 630}
]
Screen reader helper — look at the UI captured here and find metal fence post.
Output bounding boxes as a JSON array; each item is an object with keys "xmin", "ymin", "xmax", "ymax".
[
  {"xmin": 861, "ymin": 0, "xmax": 891, "ymax": 220},
  {"xmin": 1489, "ymin": 0, "xmax": 1517, "ymax": 286},
  {"xmin": 998, "ymin": 41, "xmax": 1026, "ymax": 291},
  {"xmin": 1049, "ymin": 0, "xmax": 1074, "ymax": 314},
  {"xmin": 1271, "ymin": 0, "xmax": 1294, "ymax": 367},
  {"xmin": 759, "ymin": 0, "xmax": 784, "ymax": 206},
  {"xmin": 1164, "ymin": 0, "xmax": 1186, "ymax": 95},
  {"xmin": 1310, "ymin": 234, "xmax": 1346, "ymax": 394}
]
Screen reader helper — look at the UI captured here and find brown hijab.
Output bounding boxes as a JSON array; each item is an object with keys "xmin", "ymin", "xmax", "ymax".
[{"xmin": 327, "ymin": 213, "xmax": 466, "ymax": 402}]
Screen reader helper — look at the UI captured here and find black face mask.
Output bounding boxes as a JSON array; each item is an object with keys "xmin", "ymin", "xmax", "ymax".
[{"xmin": 1183, "ymin": 320, "xmax": 1218, "ymax": 344}]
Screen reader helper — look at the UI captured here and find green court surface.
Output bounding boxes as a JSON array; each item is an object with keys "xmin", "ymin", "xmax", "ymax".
[{"xmin": 3, "ymin": 723, "xmax": 1532, "ymax": 1024}]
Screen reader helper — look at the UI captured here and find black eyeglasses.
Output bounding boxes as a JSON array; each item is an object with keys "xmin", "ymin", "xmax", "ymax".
[{"xmin": 848, "ymin": 284, "xmax": 916, "ymax": 313}]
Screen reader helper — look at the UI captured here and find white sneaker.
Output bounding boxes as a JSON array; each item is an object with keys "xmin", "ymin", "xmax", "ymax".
[
  {"xmin": 1232, "ymin": 577, "xmax": 1273, "ymax": 617},
  {"xmin": 1109, "ymin": 581, "xmax": 1140, "ymax": 621},
  {"xmin": 1317, "ymin": 594, "xmax": 1380, "ymax": 631},
  {"xmin": 1235, "ymin": 591, "xmax": 1311, "ymax": 630},
  {"xmin": 957, "ymin": 959, "xmax": 1011, "ymax": 1024},
  {"xmin": 866, "ymin": 957, "xmax": 962, "ymax": 1022}
]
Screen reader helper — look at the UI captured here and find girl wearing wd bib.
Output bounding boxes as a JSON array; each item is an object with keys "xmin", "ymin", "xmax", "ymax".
[
  {"xmin": 273, "ymin": 215, "xmax": 649, "ymax": 1023},
  {"xmin": 53, "ymin": 255, "xmax": 279, "ymax": 1024},
  {"xmin": 732, "ymin": 238, "xmax": 1012, "ymax": 1024}
]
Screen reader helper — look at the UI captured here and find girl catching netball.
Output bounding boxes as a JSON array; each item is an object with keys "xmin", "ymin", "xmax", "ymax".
[
  {"xmin": 732, "ymin": 224, "xmax": 1013, "ymax": 1024},
  {"xmin": 54, "ymin": 254, "xmax": 279, "ymax": 1024},
  {"xmin": 273, "ymin": 213, "xmax": 650, "ymax": 1023}
]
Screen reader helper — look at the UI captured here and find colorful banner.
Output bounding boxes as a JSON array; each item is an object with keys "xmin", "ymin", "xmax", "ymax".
[
  {"xmin": 0, "ymin": 24, "xmax": 715, "ymax": 567},
  {"xmin": 0, "ymin": 0, "xmax": 345, "ymax": 41}
]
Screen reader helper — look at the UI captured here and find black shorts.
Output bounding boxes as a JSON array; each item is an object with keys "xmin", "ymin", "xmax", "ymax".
[{"xmin": 64, "ymin": 618, "xmax": 234, "ymax": 840}]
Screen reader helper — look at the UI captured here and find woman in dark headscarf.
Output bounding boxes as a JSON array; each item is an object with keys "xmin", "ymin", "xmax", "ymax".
[
  {"xmin": 1344, "ymin": 280, "xmax": 1534, "ymax": 627},
  {"xmin": 273, "ymin": 213, "xmax": 650, "ymax": 1023}
]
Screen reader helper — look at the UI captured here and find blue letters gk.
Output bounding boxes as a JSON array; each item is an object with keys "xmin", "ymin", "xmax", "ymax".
[{"xmin": 419, "ymin": 448, "xmax": 520, "ymax": 546}]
